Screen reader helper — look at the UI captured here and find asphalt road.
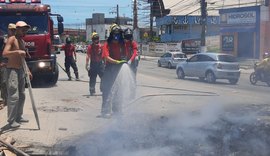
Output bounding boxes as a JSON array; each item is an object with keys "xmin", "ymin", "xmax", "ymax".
[
  {"xmin": 139, "ymin": 57, "xmax": 270, "ymax": 93},
  {"xmin": 1, "ymin": 52, "xmax": 270, "ymax": 155}
]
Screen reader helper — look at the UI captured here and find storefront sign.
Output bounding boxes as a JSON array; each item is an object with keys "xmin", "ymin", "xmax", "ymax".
[
  {"xmin": 222, "ymin": 35, "xmax": 234, "ymax": 51},
  {"xmin": 155, "ymin": 43, "xmax": 166, "ymax": 54},
  {"xmin": 167, "ymin": 43, "xmax": 182, "ymax": 52},
  {"xmin": 227, "ymin": 11, "xmax": 256, "ymax": 24},
  {"xmin": 182, "ymin": 39, "xmax": 201, "ymax": 54},
  {"xmin": 156, "ymin": 16, "xmax": 220, "ymax": 26},
  {"xmin": 149, "ymin": 43, "xmax": 166, "ymax": 54}
]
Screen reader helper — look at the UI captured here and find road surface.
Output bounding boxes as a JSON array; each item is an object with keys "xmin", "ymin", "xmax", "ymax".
[{"xmin": 0, "ymin": 52, "xmax": 270, "ymax": 155}]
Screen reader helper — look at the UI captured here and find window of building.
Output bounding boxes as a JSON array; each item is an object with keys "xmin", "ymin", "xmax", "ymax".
[{"xmin": 166, "ymin": 25, "xmax": 172, "ymax": 34}]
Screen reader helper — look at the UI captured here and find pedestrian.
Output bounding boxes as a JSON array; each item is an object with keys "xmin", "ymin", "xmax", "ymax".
[
  {"xmin": 2, "ymin": 21, "xmax": 32, "ymax": 128},
  {"xmin": 123, "ymin": 28, "xmax": 138, "ymax": 75},
  {"xmin": 98, "ymin": 23, "xmax": 130, "ymax": 118},
  {"xmin": 61, "ymin": 37, "xmax": 79, "ymax": 80},
  {"xmin": 0, "ymin": 23, "xmax": 16, "ymax": 107},
  {"xmin": 0, "ymin": 33, "xmax": 5, "ymax": 107},
  {"xmin": 85, "ymin": 32, "xmax": 105, "ymax": 95}
]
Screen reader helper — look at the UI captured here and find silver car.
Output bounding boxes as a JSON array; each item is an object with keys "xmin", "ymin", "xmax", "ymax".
[
  {"xmin": 176, "ymin": 53, "xmax": 240, "ymax": 84},
  {"xmin": 158, "ymin": 52, "xmax": 187, "ymax": 69}
]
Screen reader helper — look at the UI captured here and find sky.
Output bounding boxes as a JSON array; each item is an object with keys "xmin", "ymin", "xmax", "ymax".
[{"xmin": 42, "ymin": 0, "xmax": 133, "ymax": 27}]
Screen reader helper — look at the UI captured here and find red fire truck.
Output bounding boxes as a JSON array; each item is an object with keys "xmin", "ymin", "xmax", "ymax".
[{"xmin": 0, "ymin": 0, "xmax": 64, "ymax": 85}]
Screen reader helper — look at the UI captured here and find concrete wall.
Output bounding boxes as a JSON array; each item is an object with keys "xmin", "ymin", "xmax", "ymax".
[
  {"xmin": 140, "ymin": 36, "xmax": 220, "ymax": 57},
  {"xmin": 260, "ymin": 6, "xmax": 270, "ymax": 59}
]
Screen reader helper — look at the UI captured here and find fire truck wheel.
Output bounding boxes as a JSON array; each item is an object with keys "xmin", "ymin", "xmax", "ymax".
[{"xmin": 47, "ymin": 64, "xmax": 59, "ymax": 85}]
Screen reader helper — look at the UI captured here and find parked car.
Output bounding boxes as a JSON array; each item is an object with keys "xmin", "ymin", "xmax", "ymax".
[
  {"xmin": 75, "ymin": 44, "xmax": 86, "ymax": 53},
  {"xmin": 176, "ymin": 53, "xmax": 240, "ymax": 84},
  {"xmin": 158, "ymin": 52, "xmax": 187, "ymax": 69}
]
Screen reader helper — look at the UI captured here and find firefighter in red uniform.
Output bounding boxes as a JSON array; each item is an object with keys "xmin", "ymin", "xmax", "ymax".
[
  {"xmin": 85, "ymin": 32, "xmax": 104, "ymax": 95},
  {"xmin": 123, "ymin": 28, "xmax": 138, "ymax": 100},
  {"xmin": 123, "ymin": 28, "xmax": 138, "ymax": 74},
  {"xmin": 99, "ymin": 23, "xmax": 127, "ymax": 118},
  {"xmin": 61, "ymin": 37, "xmax": 79, "ymax": 80}
]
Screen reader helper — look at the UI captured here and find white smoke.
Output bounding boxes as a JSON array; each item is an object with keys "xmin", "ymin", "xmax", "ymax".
[
  {"xmin": 109, "ymin": 64, "xmax": 136, "ymax": 112},
  {"xmin": 54, "ymin": 71, "xmax": 269, "ymax": 156}
]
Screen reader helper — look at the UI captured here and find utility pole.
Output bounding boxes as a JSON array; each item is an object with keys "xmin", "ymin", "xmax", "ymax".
[
  {"xmin": 110, "ymin": 4, "xmax": 120, "ymax": 24},
  {"xmin": 116, "ymin": 4, "xmax": 120, "ymax": 24},
  {"xmin": 133, "ymin": 0, "xmax": 141, "ymax": 42},
  {"xmin": 133, "ymin": 0, "xmax": 138, "ymax": 30},
  {"xmin": 200, "ymin": 0, "xmax": 207, "ymax": 52},
  {"xmin": 149, "ymin": 0, "xmax": 153, "ymax": 42}
]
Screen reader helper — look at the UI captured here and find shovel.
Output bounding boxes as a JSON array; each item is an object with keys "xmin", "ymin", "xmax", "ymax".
[{"xmin": 21, "ymin": 57, "xmax": 40, "ymax": 130}]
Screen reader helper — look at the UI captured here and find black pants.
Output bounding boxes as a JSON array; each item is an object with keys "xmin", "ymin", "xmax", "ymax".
[
  {"xmin": 88, "ymin": 62, "xmax": 104, "ymax": 93},
  {"xmin": 100, "ymin": 64, "xmax": 136, "ymax": 115},
  {"xmin": 0, "ymin": 67, "xmax": 7, "ymax": 106},
  {"xmin": 65, "ymin": 56, "xmax": 78, "ymax": 78},
  {"xmin": 100, "ymin": 64, "xmax": 122, "ymax": 114},
  {"xmin": 130, "ymin": 59, "xmax": 139, "ymax": 75}
]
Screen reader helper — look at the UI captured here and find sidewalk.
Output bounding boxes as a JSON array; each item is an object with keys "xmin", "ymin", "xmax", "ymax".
[{"xmin": 238, "ymin": 58, "xmax": 257, "ymax": 74}]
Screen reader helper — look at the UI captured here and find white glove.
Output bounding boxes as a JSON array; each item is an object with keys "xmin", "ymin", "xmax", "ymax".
[
  {"xmin": 127, "ymin": 60, "xmax": 132, "ymax": 65},
  {"xmin": 85, "ymin": 64, "xmax": 90, "ymax": 71}
]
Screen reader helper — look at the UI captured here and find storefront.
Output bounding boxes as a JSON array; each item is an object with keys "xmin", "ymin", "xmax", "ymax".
[
  {"xmin": 219, "ymin": 6, "xmax": 264, "ymax": 58},
  {"xmin": 156, "ymin": 15, "xmax": 220, "ymax": 42}
]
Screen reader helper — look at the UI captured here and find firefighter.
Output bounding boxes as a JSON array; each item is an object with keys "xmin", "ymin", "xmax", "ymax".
[
  {"xmin": 98, "ymin": 23, "xmax": 128, "ymax": 118},
  {"xmin": 61, "ymin": 37, "xmax": 79, "ymax": 80},
  {"xmin": 123, "ymin": 28, "xmax": 138, "ymax": 74},
  {"xmin": 85, "ymin": 32, "xmax": 105, "ymax": 95},
  {"xmin": 123, "ymin": 28, "xmax": 138, "ymax": 100},
  {"xmin": 3, "ymin": 21, "xmax": 32, "ymax": 128}
]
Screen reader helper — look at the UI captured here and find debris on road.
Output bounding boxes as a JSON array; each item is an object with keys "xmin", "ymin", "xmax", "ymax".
[
  {"xmin": 0, "ymin": 104, "xmax": 4, "ymax": 111},
  {"xmin": 58, "ymin": 128, "xmax": 68, "ymax": 131},
  {"xmin": 0, "ymin": 100, "xmax": 5, "ymax": 111},
  {"xmin": 0, "ymin": 136, "xmax": 30, "ymax": 156}
]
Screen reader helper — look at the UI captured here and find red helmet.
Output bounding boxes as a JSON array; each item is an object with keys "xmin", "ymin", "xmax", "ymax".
[{"xmin": 263, "ymin": 52, "xmax": 270, "ymax": 59}]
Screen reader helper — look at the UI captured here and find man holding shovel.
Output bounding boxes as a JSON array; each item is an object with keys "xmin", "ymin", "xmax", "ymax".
[{"xmin": 2, "ymin": 21, "xmax": 32, "ymax": 128}]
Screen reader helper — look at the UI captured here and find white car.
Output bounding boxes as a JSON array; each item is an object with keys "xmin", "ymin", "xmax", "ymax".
[
  {"xmin": 176, "ymin": 53, "xmax": 241, "ymax": 84},
  {"xmin": 75, "ymin": 45, "xmax": 86, "ymax": 53}
]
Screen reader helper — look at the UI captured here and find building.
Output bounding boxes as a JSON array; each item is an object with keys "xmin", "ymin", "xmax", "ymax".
[
  {"xmin": 151, "ymin": 0, "xmax": 270, "ymax": 58},
  {"xmin": 156, "ymin": 15, "xmax": 220, "ymax": 42},
  {"xmin": 219, "ymin": 5, "xmax": 270, "ymax": 59},
  {"xmin": 151, "ymin": 0, "xmax": 220, "ymax": 53},
  {"xmin": 54, "ymin": 28, "xmax": 86, "ymax": 43},
  {"xmin": 85, "ymin": 13, "xmax": 132, "ymax": 42}
]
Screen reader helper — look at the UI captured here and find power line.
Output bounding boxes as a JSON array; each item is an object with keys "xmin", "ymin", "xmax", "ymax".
[
  {"xmin": 167, "ymin": 0, "xmax": 191, "ymax": 9},
  {"xmin": 207, "ymin": 1, "xmax": 261, "ymax": 10},
  {"xmin": 137, "ymin": 0, "xmax": 151, "ymax": 27},
  {"xmin": 185, "ymin": 7, "xmax": 201, "ymax": 16},
  {"xmin": 167, "ymin": 0, "xmax": 261, "ymax": 16},
  {"xmin": 171, "ymin": 0, "xmax": 200, "ymax": 15},
  {"xmin": 171, "ymin": 0, "xmax": 200, "ymax": 14}
]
